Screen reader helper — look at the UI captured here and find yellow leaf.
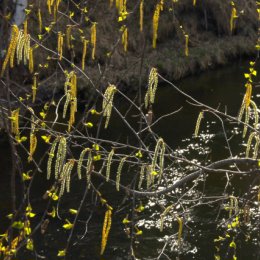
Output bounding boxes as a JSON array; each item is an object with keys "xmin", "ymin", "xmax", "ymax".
[
  {"xmin": 135, "ymin": 150, "xmax": 143, "ymax": 158},
  {"xmin": 27, "ymin": 212, "xmax": 36, "ymax": 218},
  {"xmin": 92, "ymin": 144, "xmax": 99, "ymax": 151},
  {"xmin": 135, "ymin": 229, "xmax": 143, "ymax": 235},
  {"xmin": 12, "ymin": 221, "xmax": 24, "ymax": 229},
  {"xmin": 58, "ymin": 249, "xmax": 66, "ymax": 257},
  {"xmin": 135, "ymin": 205, "xmax": 144, "ymax": 212},
  {"xmin": 45, "ymin": 26, "xmax": 51, "ymax": 33},
  {"xmin": 93, "ymin": 154, "xmax": 101, "ymax": 161},
  {"xmin": 6, "ymin": 213, "xmax": 13, "ymax": 219},
  {"xmin": 69, "ymin": 209, "xmax": 77, "ymax": 215},
  {"xmin": 40, "ymin": 111, "xmax": 46, "ymax": 119},
  {"xmin": 151, "ymin": 171, "xmax": 158, "ymax": 176},
  {"xmin": 122, "ymin": 218, "xmax": 130, "ymax": 224},
  {"xmin": 41, "ymin": 135, "xmax": 51, "ymax": 143},
  {"xmin": 84, "ymin": 122, "xmax": 93, "ymax": 128},
  {"xmin": 26, "ymin": 239, "xmax": 34, "ymax": 251},
  {"xmin": 63, "ymin": 220, "xmax": 73, "ymax": 229},
  {"xmin": 47, "ymin": 207, "xmax": 56, "ymax": 218}
]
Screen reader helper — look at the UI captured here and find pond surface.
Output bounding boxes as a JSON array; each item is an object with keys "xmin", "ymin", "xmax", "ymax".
[{"xmin": 1, "ymin": 60, "xmax": 260, "ymax": 260}]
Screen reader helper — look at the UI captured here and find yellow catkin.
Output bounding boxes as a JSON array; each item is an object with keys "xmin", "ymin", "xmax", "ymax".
[
  {"xmin": 66, "ymin": 25, "xmax": 72, "ymax": 49},
  {"xmin": 1, "ymin": 25, "xmax": 19, "ymax": 76},
  {"xmin": 145, "ymin": 67, "xmax": 158, "ymax": 108},
  {"xmin": 16, "ymin": 30, "xmax": 24, "ymax": 65},
  {"xmin": 152, "ymin": 3, "xmax": 161, "ymax": 48},
  {"xmin": 32, "ymin": 74, "xmax": 37, "ymax": 103},
  {"xmin": 77, "ymin": 148, "xmax": 89, "ymax": 180},
  {"xmin": 185, "ymin": 34, "xmax": 189, "ymax": 56},
  {"xmin": 64, "ymin": 71, "xmax": 77, "ymax": 130},
  {"xmin": 152, "ymin": 138, "xmax": 164, "ymax": 172},
  {"xmin": 160, "ymin": 205, "xmax": 173, "ymax": 232},
  {"xmin": 106, "ymin": 149, "xmax": 114, "ymax": 182},
  {"xmin": 138, "ymin": 165, "xmax": 146, "ymax": 189},
  {"xmin": 55, "ymin": 137, "xmax": 67, "ymax": 179},
  {"xmin": 102, "ymin": 84, "xmax": 117, "ymax": 128},
  {"xmin": 57, "ymin": 31, "xmax": 63, "ymax": 61},
  {"xmin": 29, "ymin": 47, "xmax": 34, "ymax": 73},
  {"xmin": 253, "ymin": 136, "xmax": 260, "ymax": 159},
  {"xmin": 47, "ymin": 0, "xmax": 52, "ymax": 14},
  {"xmin": 59, "ymin": 159, "xmax": 75, "ymax": 197},
  {"xmin": 69, "ymin": 98, "xmax": 77, "ymax": 131},
  {"xmin": 176, "ymin": 217, "xmax": 183, "ymax": 246},
  {"xmin": 23, "ymin": 34, "xmax": 30, "ymax": 65},
  {"xmin": 230, "ymin": 3, "xmax": 238, "ymax": 32},
  {"xmin": 246, "ymin": 132, "xmax": 257, "ymax": 158},
  {"xmin": 194, "ymin": 111, "xmax": 204, "ymax": 137},
  {"xmin": 250, "ymin": 100, "xmax": 259, "ymax": 129},
  {"xmin": 243, "ymin": 107, "xmax": 250, "ymax": 138},
  {"xmin": 193, "ymin": 0, "xmax": 196, "ymax": 6},
  {"xmin": 63, "ymin": 91, "xmax": 71, "ymax": 118},
  {"xmin": 38, "ymin": 8, "xmax": 42, "ymax": 33},
  {"xmin": 122, "ymin": 27, "xmax": 128, "ymax": 52},
  {"xmin": 11, "ymin": 109, "xmax": 20, "ymax": 136},
  {"xmin": 53, "ymin": 3, "xmax": 57, "ymax": 22},
  {"xmin": 140, "ymin": 0, "xmax": 144, "ymax": 32},
  {"xmin": 86, "ymin": 151, "xmax": 93, "ymax": 188},
  {"xmin": 28, "ymin": 133, "xmax": 37, "ymax": 162},
  {"xmin": 116, "ymin": 157, "xmax": 127, "ymax": 191},
  {"xmin": 91, "ymin": 23, "xmax": 97, "ymax": 60},
  {"xmin": 81, "ymin": 38, "xmax": 89, "ymax": 70},
  {"xmin": 245, "ymin": 83, "xmax": 252, "ymax": 108},
  {"xmin": 47, "ymin": 137, "xmax": 58, "ymax": 180},
  {"xmin": 101, "ymin": 209, "xmax": 112, "ymax": 255}
]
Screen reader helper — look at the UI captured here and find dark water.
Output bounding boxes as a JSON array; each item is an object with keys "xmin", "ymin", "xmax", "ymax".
[{"xmin": 1, "ymin": 61, "xmax": 260, "ymax": 260}]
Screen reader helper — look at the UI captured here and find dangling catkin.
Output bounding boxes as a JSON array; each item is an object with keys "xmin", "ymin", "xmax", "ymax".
[
  {"xmin": 57, "ymin": 31, "xmax": 63, "ymax": 60},
  {"xmin": 38, "ymin": 8, "xmax": 42, "ymax": 33},
  {"xmin": 77, "ymin": 148, "xmax": 89, "ymax": 180},
  {"xmin": 55, "ymin": 137, "xmax": 67, "ymax": 179},
  {"xmin": 66, "ymin": 25, "xmax": 72, "ymax": 49},
  {"xmin": 176, "ymin": 217, "xmax": 183, "ymax": 246},
  {"xmin": 242, "ymin": 107, "xmax": 250, "ymax": 138},
  {"xmin": 91, "ymin": 23, "xmax": 97, "ymax": 60},
  {"xmin": 106, "ymin": 149, "xmax": 114, "ymax": 182},
  {"xmin": 184, "ymin": 34, "xmax": 189, "ymax": 56},
  {"xmin": 86, "ymin": 151, "xmax": 93, "ymax": 189},
  {"xmin": 250, "ymin": 100, "xmax": 259, "ymax": 129},
  {"xmin": 28, "ymin": 133, "xmax": 37, "ymax": 162},
  {"xmin": 152, "ymin": 138, "xmax": 164, "ymax": 171},
  {"xmin": 81, "ymin": 38, "xmax": 89, "ymax": 70},
  {"xmin": 122, "ymin": 27, "xmax": 128, "ymax": 52},
  {"xmin": 253, "ymin": 136, "xmax": 260, "ymax": 159},
  {"xmin": 138, "ymin": 165, "xmax": 145, "ymax": 189},
  {"xmin": 145, "ymin": 67, "xmax": 158, "ymax": 109},
  {"xmin": 194, "ymin": 111, "xmax": 204, "ymax": 137},
  {"xmin": 246, "ymin": 132, "xmax": 257, "ymax": 158},
  {"xmin": 47, "ymin": 137, "xmax": 59, "ymax": 179},
  {"xmin": 116, "ymin": 157, "xmax": 127, "ymax": 191},
  {"xmin": 32, "ymin": 74, "xmax": 37, "ymax": 103},
  {"xmin": 29, "ymin": 47, "xmax": 34, "ymax": 73},
  {"xmin": 160, "ymin": 205, "xmax": 173, "ymax": 232},
  {"xmin": 1, "ymin": 25, "xmax": 19, "ymax": 76},
  {"xmin": 139, "ymin": 0, "xmax": 144, "ymax": 32},
  {"xmin": 11, "ymin": 109, "xmax": 20, "ymax": 136},
  {"xmin": 100, "ymin": 209, "xmax": 112, "ymax": 255},
  {"xmin": 152, "ymin": 3, "xmax": 161, "ymax": 48},
  {"xmin": 102, "ymin": 84, "xmax": 117, "ymax": 128}
]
